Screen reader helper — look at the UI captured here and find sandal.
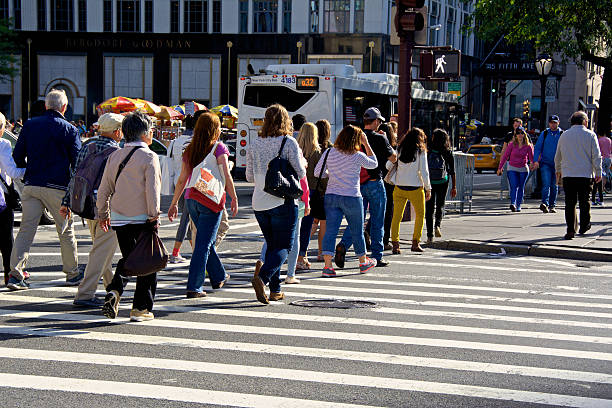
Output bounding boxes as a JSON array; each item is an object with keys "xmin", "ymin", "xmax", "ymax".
[{"xmin": 296, "ymin": 261, "xmax": 310, "ymax": 270}]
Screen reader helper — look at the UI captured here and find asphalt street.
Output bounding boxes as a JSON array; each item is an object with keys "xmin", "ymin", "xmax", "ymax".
[{"xmin": 0, "ymin": 182, "xmax": 611, "ymax": 407}]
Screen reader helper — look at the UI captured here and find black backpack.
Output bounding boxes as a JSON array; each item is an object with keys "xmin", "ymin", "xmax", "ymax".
[
  {"xmin": 428, "ymin": 150, "xmax": 446, "ymax": 181},
  {"xmin": 70, "ymin": 143, "xmax": 120, "ymax": 219}
]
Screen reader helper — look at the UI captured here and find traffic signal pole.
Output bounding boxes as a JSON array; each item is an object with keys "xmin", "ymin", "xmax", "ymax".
[{"xmin": 398, "ymin": 30, "xmax": 415, "ymax": 139}]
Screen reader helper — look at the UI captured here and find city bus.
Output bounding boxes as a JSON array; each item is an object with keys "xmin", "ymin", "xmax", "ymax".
[{"xmin": 235, "ymin": 64, "xmax": 459, "ymax": 177}]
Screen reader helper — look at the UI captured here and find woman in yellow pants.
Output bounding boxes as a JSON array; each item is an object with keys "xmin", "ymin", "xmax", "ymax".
[{"xmin": 387, "ymin": 128, "xmax": 431, "ymax": 253}]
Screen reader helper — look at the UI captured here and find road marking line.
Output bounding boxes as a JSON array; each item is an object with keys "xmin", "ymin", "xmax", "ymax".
[
  {"xmin": 228, "ymin": 221, "xmax": 261, "ymax": 231},
  {"xmin": 0, "ymin": 349, "xmax": 610, "ymax": 406},
  {"xmin": 2, "ymin": 325, "xmax": 612, "ymax": 388},
  {"xmin": 0, "ymin": 309, "xmax": 611, "ymax": 360},
  {"xmin": 0, "ymin": 373, "xmax": 376, "ymax": 408}
]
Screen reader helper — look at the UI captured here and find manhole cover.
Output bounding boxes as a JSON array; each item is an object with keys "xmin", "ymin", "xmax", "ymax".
[{"xmin": 290, "ymin": 299, "xmax": 377, "ymax": 309}]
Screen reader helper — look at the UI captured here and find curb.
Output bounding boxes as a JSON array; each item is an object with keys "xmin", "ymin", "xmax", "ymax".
[{"xmin": 400, "ymin": 239, "xmax": 612, "ymax": 262}]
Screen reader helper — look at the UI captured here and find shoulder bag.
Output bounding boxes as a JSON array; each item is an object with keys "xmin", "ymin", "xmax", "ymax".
[
  {"xmin": 309, "ymin": 148, "xmax": 330, "ymax": 220},
  {"xmin": 123, "ymin": 220, "xmax": 168, "ymax": 277},
  {"xmin": 185, "ymin": 141, "xmax": 226, "ymax": 205},
  {"xmin": 263, "ymin": 136, "xmax": 303, "ymax": 199},
  {"xmin": 0, "ymin": 174, "xmax": 20, "ymax": 210}
]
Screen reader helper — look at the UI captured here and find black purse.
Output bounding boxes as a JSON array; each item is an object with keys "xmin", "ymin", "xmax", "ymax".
[
  {"xmin": 0, "ymin": 175, "xmax": 20, "ymax": 210},
  {"xmin": 309, "ymin": 148, "xmax": 330, "ymax": 220},
  {"xmin": 264, "ymin": 136, "xmax": 303, "ymax": 200}
]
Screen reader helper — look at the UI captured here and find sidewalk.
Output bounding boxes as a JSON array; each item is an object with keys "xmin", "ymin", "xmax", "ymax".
[{"xmin": 398, "ymin": 189, "xmax": 612, "ymax": 262}]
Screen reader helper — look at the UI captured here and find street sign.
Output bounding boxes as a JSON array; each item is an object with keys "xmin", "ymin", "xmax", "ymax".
[
  {"xmin": 448, "ymin": 81, "xmax": 461, "ymax": 97},
  {"xmin": 432, "ymin": 50, "xmax": 461, "ymax": 79}
]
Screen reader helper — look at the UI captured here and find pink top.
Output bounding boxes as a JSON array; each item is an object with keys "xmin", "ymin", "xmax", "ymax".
[
  {"xmin": 598, "ymin": 136, "xmax": 611, "ymax": 159},
  {"xmin": 299, "ymin": 177, "xmax": 309, "ymax": 208},
  {"xmin": 498, "ymin": 142, "xmax": 534, "ymax": 171}
]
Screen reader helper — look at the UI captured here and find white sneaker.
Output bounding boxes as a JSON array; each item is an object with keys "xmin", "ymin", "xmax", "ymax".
[
  {"xmin": 285, "ymin": 276, "xmax": 301, "ymax": 284},
  {"xmin": 169, "ymin": 254, "xmax": 187, "ymax": 264},
  {"xmin": 130, "ymin": 309, "xmax": 154, "ymax": 322}
]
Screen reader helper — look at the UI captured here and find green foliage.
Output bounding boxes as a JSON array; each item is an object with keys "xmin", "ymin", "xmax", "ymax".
[
  {"xmin": 0, "ymin": 18, "xmax": 20, "ymax": 81},
  {"xmin": 467, "ymin": 0, "xmax": 612, "ymax": 65}
]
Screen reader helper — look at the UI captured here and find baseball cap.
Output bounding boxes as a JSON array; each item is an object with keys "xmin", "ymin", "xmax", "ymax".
[
  {"xmin": 363, "ymin": 107, "xmax": 385, "ymax": 122},
  {"xmin": 548, "ymin": 115, "xmax": 560, "ymax": 123},
  {"xmin": 98, "ymin": 113, "xmax": 124, "ymax": 133}
]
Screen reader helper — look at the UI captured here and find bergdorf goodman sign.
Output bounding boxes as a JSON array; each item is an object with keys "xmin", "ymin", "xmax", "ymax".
[{"xmin": 65, "ymin": 38, "xmax": 193, "ymax": 50}]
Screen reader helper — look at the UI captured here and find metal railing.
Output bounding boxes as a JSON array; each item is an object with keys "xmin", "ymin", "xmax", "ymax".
[{"xmin": 445, "ymin": 152, "xmax": 474, "ymax": 213}]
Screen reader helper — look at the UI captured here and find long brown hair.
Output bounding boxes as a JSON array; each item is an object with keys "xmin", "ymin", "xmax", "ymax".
[
  {"xmin": 259, "ymin": 104, "xmax": 293, "ymax": 138},
  {"xmin": 334, "ymin": 125, "xmax": 362, "ymax": 154},
  {"xmin": 315, "ymin": 119, "xmax": 331, "ymax": 149},
  {"xmin": 512, "ymin": 128, "xmax": 531, "ymax": 147},
  {"xmin": 184, "ymin": 112, "xmax": 221, "ymax": 168},
  {"xmin": 398, "ymin": 127, "xmax": 427, "ymax": 163}
]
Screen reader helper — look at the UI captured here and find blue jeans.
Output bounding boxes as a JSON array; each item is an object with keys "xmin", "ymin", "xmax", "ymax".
[
  {"xmin": 507, "ymin": 170, "xmax": 529, "ymax": 208},
  {"xmin": 539, "ymin": 163, "xmax": 558, "ymax": 208},
  {"xmin": 299, "ymin": 214, "xmax": 315, "ymax": 257},
  {"xmin": 260, "ymin": 214, "xmax": 302, "ymax": 278},
  {"xmin": 322, "ymin": 194, "xmax": 366, "ymax": 258},
  {"xmin": 185, "ymin": 199, "xmax": 225, "ymax": 293},
  {"xmin": 254, "ymin": 201, "xmax": 298, "ymax": 293},
  {"xmin": 340, "ymin": 180, "xmax": 386, "ymax": 260}
]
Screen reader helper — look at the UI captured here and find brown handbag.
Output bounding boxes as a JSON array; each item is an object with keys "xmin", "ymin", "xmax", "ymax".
[{"xmin": 123, "ymin": 221, "xmax": 169, "ymax": 276}]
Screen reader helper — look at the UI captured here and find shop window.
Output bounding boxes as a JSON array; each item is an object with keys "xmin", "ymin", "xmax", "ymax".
[
  {"xmin": 37, "ymin": 0, "xmax": 46, "ymax": 30},
  {"xmin": 184, "ymin": 0, "xmax": 207, "ymax": 33},
  {"xmin": 78, "ymin": 0, "xmax": 86, "ymax": 31},
  {"xmin": 212, "ymin": 0, "xmax": 221, "ymax": 33},
  {"xmin": 117, "ymin": 0, "xmax": 140, "ymax": 32},
  {"xmin": 239, "ymin": 0, "xmax": 248, "ymax": 33},
  {"xmin": 282, "ymin": 0, "xmax": 291, "ymax": 33},
  {"xmin": 103, "ymin": 0, "xmax": 112, "ymax": 32},
  {"xmin": 170, "ymin": 0, "xmax": 180, "ymax": 33},
  {"xmin": 244, "ymin": 85, "xmax": 314, "ymax": 112},
  {"xmin": 253, "ymin": 1, "xmax": 278, "ymax": 33},
  {"xmin": 309, "ymin": 0, "xmax": 319, "ymax": 33},
  {"xmin": 12, "ymin": 0, "xmax": 20, "ymax": 29},
  {"xmin": 323, "ymin": 0, "xmax": 349, "ymax": 33},
  {"xmin": 50, "ymin": 0, "xmax": 74, "ymax": 31},
  {"xmin": 145, "ymin": 0, "xmax": 153, "ymax": 32}
]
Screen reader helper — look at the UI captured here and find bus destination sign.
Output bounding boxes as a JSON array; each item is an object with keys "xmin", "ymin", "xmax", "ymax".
[{"xmin": 296, "ymin": 76, "xmax": 319, "ymax": 91}]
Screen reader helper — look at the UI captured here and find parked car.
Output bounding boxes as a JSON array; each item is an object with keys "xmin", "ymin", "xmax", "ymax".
[{"xmin": 467, "ymin": 144, "xmax": 502, "ymax": 173}]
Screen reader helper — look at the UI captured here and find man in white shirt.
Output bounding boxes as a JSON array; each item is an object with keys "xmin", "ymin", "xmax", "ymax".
[{"xmin": 554, "ymin": 111, "xmax": 602, "ymax": 240}]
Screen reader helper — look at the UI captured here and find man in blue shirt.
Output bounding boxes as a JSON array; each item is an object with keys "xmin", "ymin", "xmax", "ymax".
[
  {"xmin": 7, "ymin": 89, "xmax": 82, "ymax": 291},
  {"xmin": 532, "ymin": 115, "xmax": 563, "ymax": 213}
]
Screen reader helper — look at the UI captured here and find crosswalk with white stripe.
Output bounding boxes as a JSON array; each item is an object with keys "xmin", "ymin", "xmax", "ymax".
[{"xmin": 1, "ymin": 219, "xmax": 612, "ymax": 407}]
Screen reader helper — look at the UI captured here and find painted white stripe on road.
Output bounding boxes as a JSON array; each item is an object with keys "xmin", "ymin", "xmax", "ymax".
[
  {"xmin": 0, "ymin": 373, "xmax": 376, "ymax": 408},
  {"xmin": 1, "ymin": 326, "xmax": 611, "ymax": 387},
  {"xmin": 0, "ymin": 310, "xmax": 611, "ymax": 361},
  {"xmin": 0, "ymin": 349, "xmax": 610, "ymax": 407},
  {"xmin": 228, "ymin": 221, "xmax": 261, "ymax": 231}
]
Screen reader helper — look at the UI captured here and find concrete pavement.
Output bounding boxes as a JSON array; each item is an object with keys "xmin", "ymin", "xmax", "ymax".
[{"xmin": 397, "ymin": 177, "xmax": 612, "ymax": 261}]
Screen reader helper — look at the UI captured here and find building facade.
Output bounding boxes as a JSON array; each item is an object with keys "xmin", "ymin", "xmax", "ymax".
[{"xmin": 1, "ymin": 0, "xmax": 479, "ymax": 124}]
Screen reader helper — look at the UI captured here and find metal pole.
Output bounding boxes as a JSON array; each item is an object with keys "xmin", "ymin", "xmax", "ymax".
[
  {"xmin": 540, "ymin": 76, "xmax": 547, "ymax": 131},
  {"xmin": 398, "ymin": 31, "xmax": 414, "ymax": 139},
  {"xmin": 27, "ymin": 38, "xmax": 31, "ymax": 118},
  {"xmin": 226, "ymin": 41, "xmax": 233, "ymax": 104}
]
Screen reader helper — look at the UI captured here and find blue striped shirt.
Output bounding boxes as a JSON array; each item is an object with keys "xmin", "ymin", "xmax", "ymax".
[{"xmin": 314, "ymin": 148, "xmax": 377, "ymax": 197}]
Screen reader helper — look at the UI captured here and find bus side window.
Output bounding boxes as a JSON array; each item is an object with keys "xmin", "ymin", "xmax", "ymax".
[{"xmin": 244, "ymin": 85, "xmax": 315, "ymax": 112}]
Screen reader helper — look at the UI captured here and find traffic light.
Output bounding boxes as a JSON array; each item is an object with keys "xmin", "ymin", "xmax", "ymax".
[
  {"xmin": 395, "ymin": 0, "xmax": 426, "ymax": 36},
  {"xmin": 499, "ymin": 81, "xmax": 507, "ymax": 97},
  {"xmin": 522, "ymin": 100, "xmax": 530, "ymax": 118}
]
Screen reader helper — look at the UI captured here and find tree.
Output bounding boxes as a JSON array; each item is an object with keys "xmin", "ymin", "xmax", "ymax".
[
  {"xmin": 0, "ymin": 18, "xmax": 20, "ymax": 81},
  {"xmin": 468, "ymin": 0, "xmax": 612, "ymax": 135}
]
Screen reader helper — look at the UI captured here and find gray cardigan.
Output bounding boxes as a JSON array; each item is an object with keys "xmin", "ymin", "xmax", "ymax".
[{"xmin": 554, "ymin": 125, "xmax": 602, "ymax": 178}]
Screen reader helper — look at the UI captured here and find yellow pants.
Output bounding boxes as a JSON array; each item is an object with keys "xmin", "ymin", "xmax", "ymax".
[{"xmin": 391, "ymin": 186, "xmax": 425, "ymax": 242}]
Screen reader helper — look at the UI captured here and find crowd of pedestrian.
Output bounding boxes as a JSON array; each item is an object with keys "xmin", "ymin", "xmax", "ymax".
[{"xmin": 0, "ymin": 88, "xmax": 607, "ymax": 315}]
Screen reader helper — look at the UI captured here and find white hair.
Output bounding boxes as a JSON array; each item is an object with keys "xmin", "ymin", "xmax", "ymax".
[
  {"xmin": 0, "ymin": 112, "xmax": 5, "ymax": 128},
  {"xmin": 45, "ymin": 89, "xmax": 68, "ymax": 112}
]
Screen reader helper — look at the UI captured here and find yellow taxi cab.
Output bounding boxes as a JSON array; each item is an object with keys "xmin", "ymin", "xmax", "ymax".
[{"xmin": 467, "ymin": 144, "xmax": 503, "ymax": 173}]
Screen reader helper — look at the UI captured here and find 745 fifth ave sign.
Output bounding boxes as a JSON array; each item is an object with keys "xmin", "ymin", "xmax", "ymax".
[{"xmin": 481, "ymin": 60, "xmax": 565, "ymax": 77}]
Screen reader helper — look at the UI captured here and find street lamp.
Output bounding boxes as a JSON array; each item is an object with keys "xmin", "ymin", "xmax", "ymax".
[
  {"xmin": 226, "ymin": 41, "xmax": 233, "ymax": 104},
  {"xmin": 296, "ymin": 41, "xmax": 303, "ymax": 64},
  {"xmin": 535, "ymin": 54, "xmax": 553, "ymax": 131},
  {"xmin": 368, "ymin": 41, "xmax": 375, "ymax": 73}
]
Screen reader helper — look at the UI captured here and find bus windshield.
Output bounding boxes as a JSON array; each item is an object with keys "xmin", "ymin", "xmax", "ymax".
[{"xmin": 243, "ymin": 85, "xmax": 316, "ymax": 112}]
